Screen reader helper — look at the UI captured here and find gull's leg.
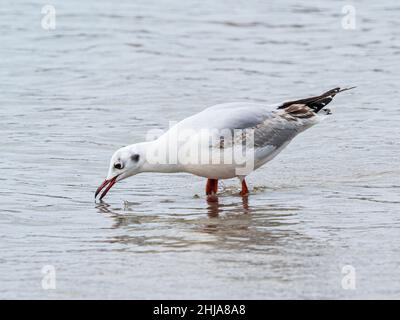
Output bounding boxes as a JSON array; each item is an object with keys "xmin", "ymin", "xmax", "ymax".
[
  {"xmin": 206, "ymin": 179, "xmax": 218, "ymax": 195},
  {"xmin": 240, "ymin": 178, "xmax": 249, "ymax": 196},
  {"xmin": 212, "ymin": 179, "xmax": 219, "ymax": 194},
  {"xmin": 206, "ymin": 179, "xmax": 213, "ymax": 195}
]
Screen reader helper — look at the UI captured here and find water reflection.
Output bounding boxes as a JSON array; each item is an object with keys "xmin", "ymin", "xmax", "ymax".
[
  {"xmin": 95, "ymin": 197, "xmax": 303, "ymax": 252},
  {"xmin": 206, "ymin": 195, "xmax": 249, "ymax": 217}
]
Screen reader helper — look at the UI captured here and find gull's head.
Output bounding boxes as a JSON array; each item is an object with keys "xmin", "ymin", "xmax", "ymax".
[{"xmin": 95, "ymin": 144, "xmax": 144, "ymax": 200}]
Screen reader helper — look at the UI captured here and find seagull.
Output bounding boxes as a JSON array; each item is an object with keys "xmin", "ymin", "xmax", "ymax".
[{"xmin": 95, "ymin": 87, "xmax": 354, "ymax": 200}]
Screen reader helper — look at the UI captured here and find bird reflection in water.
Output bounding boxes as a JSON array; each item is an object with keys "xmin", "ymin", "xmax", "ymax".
[
  {"xmin": 95, "ymin": 196, "xmax": 301, "ymax": 252},
  {"xmin": 206, "ymin": 195, "xmax": 250, "ymax": 218}
]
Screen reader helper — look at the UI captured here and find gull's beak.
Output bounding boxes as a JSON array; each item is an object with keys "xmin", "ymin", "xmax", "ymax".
[{"xmin": 95, "ymin": 175, "xmax": 119, "ymax": 200}]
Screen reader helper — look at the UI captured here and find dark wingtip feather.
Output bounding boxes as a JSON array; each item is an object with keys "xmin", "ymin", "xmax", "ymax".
[{"xmin": 278, "ymin": 86, "xmax": 356, "ymax": 113}]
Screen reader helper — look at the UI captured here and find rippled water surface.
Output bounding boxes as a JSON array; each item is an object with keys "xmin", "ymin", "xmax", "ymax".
[{"xmin": 1, "ymin": 0, "xmax": 400, "ymax": 299}]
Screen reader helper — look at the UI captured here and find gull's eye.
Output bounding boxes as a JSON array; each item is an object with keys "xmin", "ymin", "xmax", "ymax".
[
  {"xmin": 131, "ymin": 154, "xmax": 140, "ymax": 162},
  {"xmin": 114, "ymin": 161, "xmax": 123, "ymax": 170}
]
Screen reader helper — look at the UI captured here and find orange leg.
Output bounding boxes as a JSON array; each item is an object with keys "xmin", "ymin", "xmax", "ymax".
[
  {"xmin": 206, "ymin": 179, "xmax": 218, "ymax": 195},
  {"xmin": 240, "ymin": 179, "xmax": 249, "ymax": 196}
]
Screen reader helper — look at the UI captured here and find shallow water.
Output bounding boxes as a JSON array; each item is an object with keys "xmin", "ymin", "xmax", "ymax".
[{"xmin": 1, "ymin": 0, "xmax": 400, "ymax": 299}]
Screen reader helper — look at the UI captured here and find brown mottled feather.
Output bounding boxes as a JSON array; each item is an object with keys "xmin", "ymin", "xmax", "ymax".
[{"xmin": 283, "ymin": 104, "xmax": 315, "ymax": 119}]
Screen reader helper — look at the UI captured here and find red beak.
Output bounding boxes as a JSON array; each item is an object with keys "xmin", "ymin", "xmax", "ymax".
[{"xmin": 95, "ymin": 175, "xmax": 119, "ymax": 200}]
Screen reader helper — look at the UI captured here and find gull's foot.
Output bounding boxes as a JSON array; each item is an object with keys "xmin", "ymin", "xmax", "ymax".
[{"xmin": 206, "ymin": 194, "xmax": 219, "ymax": 202}]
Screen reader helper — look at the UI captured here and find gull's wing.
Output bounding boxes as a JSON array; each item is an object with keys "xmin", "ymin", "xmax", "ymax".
[
  {"xmin": 158, "ymin": 88, "xmax": 354, "ymax": 178},
  {"xmin": 175, "ymin": 102, "xmax": 319, "ymax": 151},
  {"xmin": 170, "ymin": 87, "xmax": 354, "ymax": 154}
]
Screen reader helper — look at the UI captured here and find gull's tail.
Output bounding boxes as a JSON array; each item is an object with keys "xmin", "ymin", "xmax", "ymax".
[{"xmin": 278, "ymin": 87, "xmax": 356, "ymax": 113}]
